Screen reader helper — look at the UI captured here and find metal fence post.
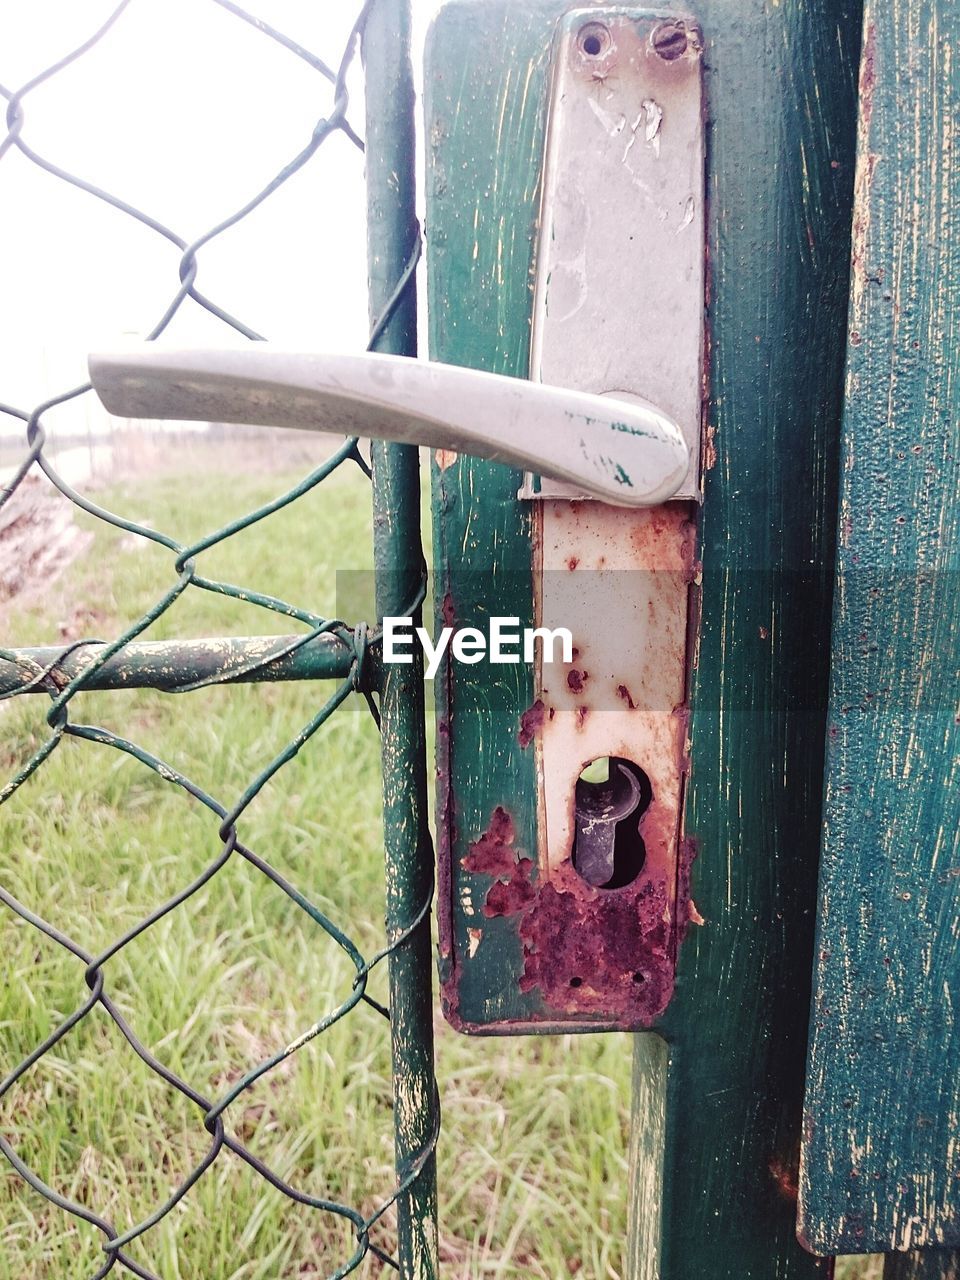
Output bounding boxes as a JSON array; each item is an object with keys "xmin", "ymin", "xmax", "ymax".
[{"xmin": 364, "ymin": 2, "xmax": 440, "ymax": 1275}]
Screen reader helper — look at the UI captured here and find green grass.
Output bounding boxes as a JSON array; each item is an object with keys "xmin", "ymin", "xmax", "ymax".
[
  {"xmin": 0, "ymin": 442, "xmax": 635, "ymax": 1278},
  {"xmin": 836, "ymin": 1263, "xmax": 884, "ymax": 1280}
]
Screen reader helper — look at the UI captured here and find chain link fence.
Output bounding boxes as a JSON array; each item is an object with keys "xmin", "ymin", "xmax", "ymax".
[{"xmin": 0, "ymin": 2, "xmax": 436, "ymax": 1275}]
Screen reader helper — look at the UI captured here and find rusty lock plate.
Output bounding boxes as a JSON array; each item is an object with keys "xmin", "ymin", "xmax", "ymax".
[{"xmin": 432, "ymin": 8, "xmax": 705, "ymax": 1033}]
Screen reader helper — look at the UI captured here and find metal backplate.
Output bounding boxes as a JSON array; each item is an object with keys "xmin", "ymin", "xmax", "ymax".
[
  {"xmin": 523, "ymin": 8, "xmax": 704, "ymax": 501},
  {"xmin": 428, "ymin": 8, "xmax": 704, "ymax": 1034},
  {"xmin": 533, "ymin": 501, "xmax": 697, "ymax": 1024}
]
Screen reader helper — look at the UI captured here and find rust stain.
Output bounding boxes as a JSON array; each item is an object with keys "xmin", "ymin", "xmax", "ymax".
[
  {"xmin": 675, "ymin": 835, "xmax": 700, "ymax": 939},
  {"xmin": 440, "ymin": 591, "xmax": 456, "ymax": 628},
  {"xmin": 517, "ymin": 860, "xmax": 672, "ymax": 1023},
  {"xmin": 446, "ymin": 459, "xmax": 703, "ymax": 1035},
  {"xmin": 518, "ymin": 698, "xmax": 546, "ymax": 748},
  {"xmin": 462, "ymin": 807, "xmax": 537, "ymax": 915},
  {"xmin": 462, "ymin": 805, "xmax": 519, "ymax": 876},
  {"xmin": 616, "ymin": 683, "xmax": 638, "ymax": 709},
  {"xmin": 459, "ymin": 802, "xmax": 699, "ymax": 1027},
  {"xmin": 485, "ymin": 873, "xmax": 537, "ymax": 916},
  {"xmin": 769, "ymin": 1151, "xmax": 801, "ymax": 1203},
  {"xmin": 703, "ymin": 424, "xmax": 717, "ymax": 471}
]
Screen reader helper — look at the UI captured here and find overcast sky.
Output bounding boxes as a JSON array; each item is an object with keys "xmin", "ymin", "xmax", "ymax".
[{"xmin": 1, "ymin": 0, "xmax": 440, "ymax": 442}]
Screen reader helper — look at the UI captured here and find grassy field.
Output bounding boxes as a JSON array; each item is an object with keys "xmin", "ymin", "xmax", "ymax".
[{"xmin": 0, "ymin": 438, "xmax": 879, "ymax": 1278}]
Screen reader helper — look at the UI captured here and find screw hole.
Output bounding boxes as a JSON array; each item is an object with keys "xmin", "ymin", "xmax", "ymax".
[
  {"xmin": 569, "ymin": 976, "xmax": 583, "ymax": 988},
  {"xmin": 632, "ymin": 972, "xmax": 646, "ymax": 984},
  {"xmin": 577, "ymin": 23, "xmax": 609, "ymax": 59}
]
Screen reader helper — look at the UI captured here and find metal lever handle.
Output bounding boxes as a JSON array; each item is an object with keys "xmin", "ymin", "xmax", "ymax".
[{"xmin": 88, "ymin": 347, "xmax": 689, "ymax": 507}]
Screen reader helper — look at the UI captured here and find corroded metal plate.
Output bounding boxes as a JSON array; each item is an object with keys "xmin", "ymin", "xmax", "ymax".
[{"xmin": 429, "ymin": 8, "xmax": 705, "ymax": 1033}]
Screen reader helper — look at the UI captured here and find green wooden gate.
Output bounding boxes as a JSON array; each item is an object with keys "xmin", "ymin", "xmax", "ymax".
[
  {"xmin": 1, "ymin": 0, "xmax": 957, "ymax": 1276},
  {"xmin": 424, "ymin": 0, "xmax": 957, "ymax": 1277}
]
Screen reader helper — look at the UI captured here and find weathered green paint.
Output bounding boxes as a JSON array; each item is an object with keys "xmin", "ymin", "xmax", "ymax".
[
  {"xmin": 426, "ymin": 2, "xmax": 547, "ymax": 1032},
  {"xmin": 626, "ymin": 1035, "xmax": 668, "ymax": 1280},
  {"xmin": 652, "ymin": 0, "xmax": 860, "ymax": 1275},
  {"xmin": 365, "ymin": 2, "xmax": 439, "ymax": 1274},
  {"xmin": 885, "ymin": 1253, "xmax": 960, "ymax": 1280},
  {"xmin": 428, "ymin": 0, "xmax": 859, "ymax": 1274},
  {"xmin": 0, "ymin": 635, "xmax": 354, "ymax": 695},
  {"xmin": 798, "ymin": 0, "xmax": 960, "ymax": 1261}
]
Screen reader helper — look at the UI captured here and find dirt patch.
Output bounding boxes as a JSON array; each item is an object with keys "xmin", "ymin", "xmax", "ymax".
[
  {"xmin": 0, "ymin": 428, "xmax": 348, "ymax": 612},
  {"xmin": 0, "ymin": 474, "xmax": 92, "ymax": 609}
]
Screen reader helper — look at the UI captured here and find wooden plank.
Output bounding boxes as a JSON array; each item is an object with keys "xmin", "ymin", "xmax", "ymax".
[
  {"xmin": 425, "ymin": 0, "xmax": 549, "ymax": 1032},
  {"xmin": 626, "ymin": 1035, "xmax": 668, "ymax": 1280},
  {"xmin": 798, "ymin": 0, "xmax": 960, "ymax": 1258},
  {"xmin": 886, "ymin": 1252, "xmax": 960, "ymax": 1280},
  {"xmin": 651, "ymin": 0, "xmax": 860, "ymax": 1275}
]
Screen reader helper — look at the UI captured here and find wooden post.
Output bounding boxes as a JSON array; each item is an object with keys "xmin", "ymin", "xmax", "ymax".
[{"xmin": 799, "ymin": 0, "xmax": 960, "ymax": 1265}]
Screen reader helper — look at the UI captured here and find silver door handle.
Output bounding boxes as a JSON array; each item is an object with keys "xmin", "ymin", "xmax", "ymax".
[{"xmin": 88, "ymin": 347, "xmax": 689, "ymax": 507}]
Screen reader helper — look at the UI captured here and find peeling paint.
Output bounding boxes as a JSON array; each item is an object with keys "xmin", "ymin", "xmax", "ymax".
[
  {"xmin": 677, "ymin": 194, "xmax": 696, "ymax": 233},
  {"xmin": 518, "ymin": 698, "xmax": 546, "ymax": 748},
  {"xmin": 849, "ymin": 24, "xmax": 879, "ymax": 319},
  {"xmin": 617, "ymin": 683, "xmax": 639, "ymax": 710},
  {"xmin": 566, "ymin": 668, "xmax": 587, "ymax": 692},
  {"xmin": 641, "ymin": 98, "xmax": 662, "ymax": 155},
  {"xmin": 457, "ymin": 805, "xmax": 698, "ymax": 1027}
]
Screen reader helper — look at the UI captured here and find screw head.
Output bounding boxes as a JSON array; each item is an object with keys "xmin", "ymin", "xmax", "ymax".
[{"xmin": 651, "ymin": 21, "xmax": 688, "ymax": 61}]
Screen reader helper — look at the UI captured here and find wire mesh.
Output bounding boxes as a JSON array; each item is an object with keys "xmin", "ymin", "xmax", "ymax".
[{"xmin": 0, "ymin": 2, "xmax": 436, "ymax": 1275}]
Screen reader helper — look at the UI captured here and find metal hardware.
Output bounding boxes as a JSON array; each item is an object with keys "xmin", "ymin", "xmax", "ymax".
[
  {"xmin": 573, "ymin": 758, "xmax": 652, "ymax": 889},
  {"xmin": 522, "ymin": 8, "xmax": 705, "ymax": 501},
  {"xmin": 88, "ymin": 347, "xmax": 688, "ymax": 508},
  {"xmin": 526, "ymin": 9, "xmax": 703, "ymax": 1023},
  {"xmin": 428, "ymin": 7, "xmax": 705, "ymax": 1035}
]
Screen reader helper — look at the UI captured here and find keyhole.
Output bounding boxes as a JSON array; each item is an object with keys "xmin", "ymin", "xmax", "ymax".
[{"xmin": 573, "ymin": 757, "xmax": 652, "ymax": 889}]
